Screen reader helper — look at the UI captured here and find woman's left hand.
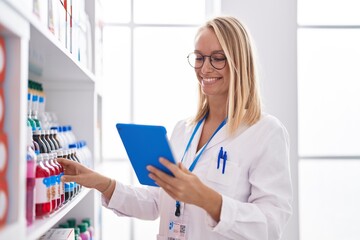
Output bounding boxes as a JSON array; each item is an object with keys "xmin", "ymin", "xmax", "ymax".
[{"xmin": 147, "ymin": 157, "xmax": 222, "ymax": 221}]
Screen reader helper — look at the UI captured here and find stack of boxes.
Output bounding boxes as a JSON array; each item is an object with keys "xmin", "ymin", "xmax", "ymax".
[
  {"xmin": 32, "ymin": 0, "xmax": 92, "ymax": 70},
  {"xmin": 0, "ymin": 36, "xmax": 9, "ymax": 228}
]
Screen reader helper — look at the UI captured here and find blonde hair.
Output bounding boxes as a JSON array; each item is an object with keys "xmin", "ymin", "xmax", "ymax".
[{"xmin": 192, "ymin": 16, "xmax": 262, "ymax": 134}]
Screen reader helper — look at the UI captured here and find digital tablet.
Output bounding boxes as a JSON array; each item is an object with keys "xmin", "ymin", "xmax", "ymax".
[{"xmin": 115, "ymin": 123, "xmax": 176, "ymax": 186}]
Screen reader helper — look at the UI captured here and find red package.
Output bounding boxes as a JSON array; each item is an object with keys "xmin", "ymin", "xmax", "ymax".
[
  {"xmin": 0, "ymin": 88, "xmax": 4, "ymax": 130},
  {"xmin": 0, "ymin": 133, "xmax": 8, "ymax": 179},
  {"xmin": 0, "ymin": 180, "xmax": 8, "ymax": 228},
  {"xmin": 0, "ymin": 37, "xmax": 5, "ymax": 84}
]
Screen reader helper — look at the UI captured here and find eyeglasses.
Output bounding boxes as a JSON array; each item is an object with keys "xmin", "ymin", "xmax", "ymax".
[{"xmin": 187, "ymin": 52, "xmax": 227, "ymax": 70}]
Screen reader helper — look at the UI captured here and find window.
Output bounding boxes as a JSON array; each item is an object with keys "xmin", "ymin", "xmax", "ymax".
[
  {"xmin": 298, "ymin": 1, "xmax": 360, "ymax": 239},
  {"xmin": 100, "ymin": 1, "xmax": 215, "ymax": 239}
]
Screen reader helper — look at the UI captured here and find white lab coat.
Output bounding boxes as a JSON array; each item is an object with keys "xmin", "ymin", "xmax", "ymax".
[{"xmin": 103, "ymin": 113, "xmax": 293, "ymax": 240}]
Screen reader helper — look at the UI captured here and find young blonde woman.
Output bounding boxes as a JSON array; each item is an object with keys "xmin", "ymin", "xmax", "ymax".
[{"xmin": 58, "ymin": 16, "xmax": 293, "ymax": 240}]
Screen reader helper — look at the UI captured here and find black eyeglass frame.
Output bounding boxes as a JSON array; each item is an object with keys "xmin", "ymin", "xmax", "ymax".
[{"xmin": 187, "ymin": 52, "xmax": 227, "ymax": 70}]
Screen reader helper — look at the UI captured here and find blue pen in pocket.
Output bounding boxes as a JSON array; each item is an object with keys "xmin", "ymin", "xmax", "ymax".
[
  {"xmin": 217, "ymin": 147, "xmax": 223, "ymax": 169},
  {"xmin": 222, "ymin": 151, "xmax": 227, "ymax": 174}
]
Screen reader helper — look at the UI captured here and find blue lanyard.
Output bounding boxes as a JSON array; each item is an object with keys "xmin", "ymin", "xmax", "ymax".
[
  {"xmin": 181, "ymin": 114, "xmax": 227, "ymax": 172},
  {"xmin": 175, "ymin": 114, "xmax": 227, "ymax": 217}
]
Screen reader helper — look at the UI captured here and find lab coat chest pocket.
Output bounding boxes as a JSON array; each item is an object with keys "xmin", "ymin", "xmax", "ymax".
[{"xmin": 206, "ymin": 155, "xmax": 240, "ymax": 186}]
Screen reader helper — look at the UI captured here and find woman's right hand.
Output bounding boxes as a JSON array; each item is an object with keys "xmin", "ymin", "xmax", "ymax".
[{"xmin": 57, "ymin": 158, "xmax": 115, "ymax": 198}]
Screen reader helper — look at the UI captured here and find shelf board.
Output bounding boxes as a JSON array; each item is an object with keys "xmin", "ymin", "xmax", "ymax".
[
  {"xmin": 29, "ymin": 21, "xmax": 96, "ymax": 82},
  {"xmin": 29, "ymin": 19, "xmax": 96, "ymax": 82},
  {"xmin": 0, "ymin": 0, "xmax": 29, "ymax": 38},
  {"xmin": 26, "ymin": 188, "xmax": 92, "ymax": 240}
]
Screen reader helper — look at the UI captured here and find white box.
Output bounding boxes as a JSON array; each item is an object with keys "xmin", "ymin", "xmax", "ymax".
[{"xmin": 39, "ymin": 228, "xmax": 74, "ymax": 240}]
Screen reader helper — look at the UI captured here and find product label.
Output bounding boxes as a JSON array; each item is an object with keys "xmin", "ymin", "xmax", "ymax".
[
  {"xmin": 35, "ymin": 177, "xmax": 51, "ymax": 203},
  {"xmin": 59, "ymin": 172, "xmax": 64, "ymax": 194},
  {"xmin": 51, "ymin": 176, "xmax": 56, "ymax": 200},
  {"xmin": 55, "ymin": 174, "xmax": 60, "ymax": 200}
]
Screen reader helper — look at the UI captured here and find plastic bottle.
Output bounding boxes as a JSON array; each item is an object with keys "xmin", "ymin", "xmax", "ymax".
[
  {"xmin": 64, "ymin": 181, "xmax": 71, "ymax": 204},
  {"xmin": 64, "ymin": 150, "xmax": 74, "ymax": 201},
  {"xmin": 31, "ymin": 133, "xmax": 40, "ymax": 156},
  {"xmin": 33, "ymin": 130, "xmax": 48, "ymax": 153},
  {"xmin": 40, "ymin": 130, "xmax": 52, "ymax": 153},
  {"xmin": 68, "ymin": 145, "xmax": 82, "ymax": 193},
  {"xmin": 77, "ymin": 223, "xmax": 90, "ymax": 240},
  {"xmin": 81, "ymin": 141, "xmax": 92, "ymax": 167},
  {"xmin": 38, "ymin": 94, "xmax": 49, "ymax": 130},
  {"xmin": 75, "ymin": 141, "xmax": 85, "ymax": 165},
  {"xmin": 58, "ymin": 222, "xmax": 69, "ymax": 228},
  {"xmin": 26, "ymin": 122, "xmax": 36, "ymax": 226},
  {"xmin": 49, "ymin": 152, "xmax": 61, "ymax": 209},
  {"xmin": 43, "ymin": 154, "xmax": 57, "ymax": 211},
  {"xmin": 67, "ymin": 125, "xmax": 77, "ymax": 145},
  {"xmin": 31, "ymin": 93, "xmax": 42, "ymax": 130},
  {"xmin": 45, "ymin": 130, "xmax": 56, "ymax": 151},
  {"xmin": 67, "ymin": 149, "xmax": 78, "ymax": 196},
  {"xmin": 51, "ymin": 126, "xmax": 65, "ymax": 149},
  {"xmin": 35, "ymin": 154, "xmax": 52, "ymax": 217},
  {"xmin": 27, "ymin": 93, "xmax": 36, "ymax": 130},
  {"xmin": 50, "ymin": 128, "xmax": 61, "ymax": 149},
  {"xmin": 82, "ymin": 218, "xmax": 94, "ymax": 240},
  {"xmin": 55, "ymin": 151, "xmax": 65, "ymax": 205},
  {"xmin": 67, "ymin": 217, "xmax": 77, "ymax": 228},
  {"xmin": 75, "ymin": 227, "xmax": 83, "ymax": 240},
  {"xmin": 61, "ymin": 125, "xmax": 71, "ymax": 148}
]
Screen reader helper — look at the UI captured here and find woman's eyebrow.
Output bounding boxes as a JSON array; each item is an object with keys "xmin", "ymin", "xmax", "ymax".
[{"xmin": 194, "ymin": 50, "xmax": 225, "ymax": 54}]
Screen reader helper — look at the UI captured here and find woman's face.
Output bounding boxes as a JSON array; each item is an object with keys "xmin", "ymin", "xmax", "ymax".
[{"xmin": 194, "ymin": 28, "xmax": 230, "ymax": 99}]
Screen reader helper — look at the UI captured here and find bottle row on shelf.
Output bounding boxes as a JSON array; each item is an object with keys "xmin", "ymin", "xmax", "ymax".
[
  {"xmin": 26, "ymin": 79, "xmax": 92, "ymax": 226},
  {"xmin": 26, "ymin": 123, "xmax": 91, "ymax": 226}
]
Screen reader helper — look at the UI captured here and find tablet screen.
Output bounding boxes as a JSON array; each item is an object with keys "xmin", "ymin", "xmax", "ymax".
[{"xmin": 116, "ymin": 123, "xmax": 176, "ymax": 186}]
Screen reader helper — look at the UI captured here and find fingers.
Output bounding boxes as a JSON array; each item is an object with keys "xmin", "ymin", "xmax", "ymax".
[
  {"xmin": 147, "ymin": 164, "xmax": 176, "ymax": 186},
  {"xmin": 57, "ymin": 158, "xmax": 83, "ymax": 183},
  {"xmin": 178, "ymin": 162, "xmax": 191, "ymax": 174},
  {"xmin": 61, "ymin": 174, "xmax": 78, "ymax": 183},
  {"xmin": 147, "ymin": 158, "xmax": 191, "ymax": 185},
  {"xmin": 158, "ymin": 157, "xmax": 185, "ymax": 178},
  {"xmin": 57, "ymin": 158, "xmax": 78, "ymax": 168}
]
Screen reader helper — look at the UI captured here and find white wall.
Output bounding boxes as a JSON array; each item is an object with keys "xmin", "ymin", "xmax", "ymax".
[{"xmin": 220, "ymin": 1, "xmax": 299, "ymax": 240}]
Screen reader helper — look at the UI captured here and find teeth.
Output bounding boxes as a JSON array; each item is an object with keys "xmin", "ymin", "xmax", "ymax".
[{"xmin": 202, "ymin": 78, "xmax": 218, "ymax": 83}]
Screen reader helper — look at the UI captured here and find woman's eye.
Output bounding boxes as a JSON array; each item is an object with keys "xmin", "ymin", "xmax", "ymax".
[
  {"xmin": 211, "ymin": 54, "xmax": 226, "ymax": 62},
  {"xmin": 212, "ymin": 57, "xmax": 225, "ymax": 62}
]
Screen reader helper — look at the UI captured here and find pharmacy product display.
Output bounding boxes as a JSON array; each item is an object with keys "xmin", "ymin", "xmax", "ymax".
[{"xmin": 26, "ymin": 80, "xmax": 93, "ymax": 223}]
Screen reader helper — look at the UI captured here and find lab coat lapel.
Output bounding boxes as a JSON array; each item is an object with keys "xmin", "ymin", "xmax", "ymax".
[
  {"xmin": 183, "ymin": 122, "xmax": 204, "ymax": 167},
  {"xmin": 204, "ymin": 126, "xmax": 228, "ymax": 150},
  {"xmin": 185, "ymin": 120, "xmax": 228, "ymax": 163}
]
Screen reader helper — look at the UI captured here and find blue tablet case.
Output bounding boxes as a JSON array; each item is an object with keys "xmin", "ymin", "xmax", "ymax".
[{"xmin": 116, "ymin": 123, "xmax": 176, "ymax": 186}]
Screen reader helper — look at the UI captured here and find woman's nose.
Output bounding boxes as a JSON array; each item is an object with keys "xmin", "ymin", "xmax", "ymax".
[{"xmin": 201, "ymin": 57, "xmax": 214, "ymax": 73}]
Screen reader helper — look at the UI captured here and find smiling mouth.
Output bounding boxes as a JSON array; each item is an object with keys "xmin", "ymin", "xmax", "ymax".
[{"xmin": 201, "ymin": 77, "xmax": 221, "ymax": 85}]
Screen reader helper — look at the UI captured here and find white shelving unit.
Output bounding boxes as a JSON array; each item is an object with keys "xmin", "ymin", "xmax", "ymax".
[{"xmin": 0, "ymin": 0, "xmax": 102, "ymax": 239}]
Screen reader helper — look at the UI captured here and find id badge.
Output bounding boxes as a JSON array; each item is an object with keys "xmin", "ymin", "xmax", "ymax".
[{"xmin": 167, "ymin": 213, "xmax": 189, "ymax": 240}]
